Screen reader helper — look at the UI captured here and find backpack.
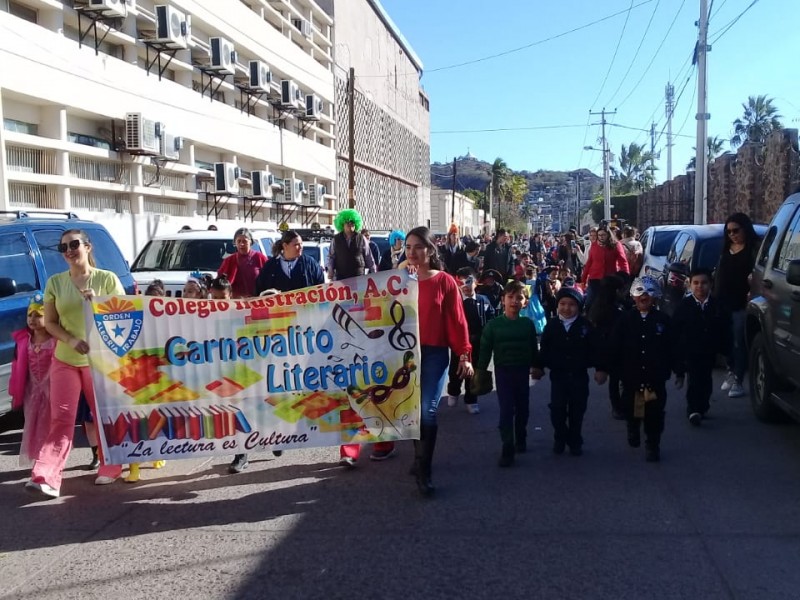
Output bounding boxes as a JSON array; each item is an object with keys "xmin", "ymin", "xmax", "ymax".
[{"xmin": 622, "ymin": 240, "xmax": 642, "ymax": 275}]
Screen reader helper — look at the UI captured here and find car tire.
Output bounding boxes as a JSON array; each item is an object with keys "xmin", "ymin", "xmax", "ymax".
[{"xmin": 749, "ymin": 332, "xmax": 788, "ymax": 423}]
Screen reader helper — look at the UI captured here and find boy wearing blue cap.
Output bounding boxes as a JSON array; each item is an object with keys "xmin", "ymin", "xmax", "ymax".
[{"xmin": 533, "ymin": 287, "xmax": 606, "ymax": 456}]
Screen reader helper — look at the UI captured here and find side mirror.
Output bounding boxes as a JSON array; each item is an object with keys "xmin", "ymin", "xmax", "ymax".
[
  {"xmin": 0, "ymin": 277, "xmax": 17, "ymax": 298},
  {"xmin": 787, "ymin": 260, "xmax": 800, "ymax": 286}
]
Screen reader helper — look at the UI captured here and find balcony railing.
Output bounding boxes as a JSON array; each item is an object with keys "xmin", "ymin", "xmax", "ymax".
[
  {"xmin": 8, "ymin": 183, "xmax": 59, "ymax": 209},
  {"xmin": 6, "ymin": 145, "xmax": 57, "ymax": 175},
  {"xmin": 142, "ymin": 167, "xmax": 188, "ymax": 192},
  {"xmin": 69, "ymin": 156, "xmax": 129, "ymax": 183},
  {"xmin": 70, "ymin": 190, "xmax": 131, "ymax": 213}
]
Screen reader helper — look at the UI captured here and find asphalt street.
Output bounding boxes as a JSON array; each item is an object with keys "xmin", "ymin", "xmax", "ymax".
[{"xmin": 2, "ymin": 370, "xmax": 800, "ymax": 600}]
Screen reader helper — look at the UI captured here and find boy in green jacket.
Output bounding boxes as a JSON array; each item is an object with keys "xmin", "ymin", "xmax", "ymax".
[{"xmin": 476, "ymin": 280, "xmax": 539, "ymax": 467}]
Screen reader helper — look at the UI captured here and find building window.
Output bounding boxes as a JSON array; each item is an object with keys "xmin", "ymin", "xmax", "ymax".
[
  {"xmin": 3, "ymin": 118, "xmax": 38, "ymax": 135},
  {"xmin": 195, "ymin": 160, "xmax": 214, "ymax": 171},
  {"xmin": 3, "ymin": 0, "xmax": 37, "ymax": 23},
  {"xmin": 68, "ymin": 132, "xmax": 112, "ymax": 150},
  {"xmin": 419, "ymin": 92, "xmax": 429, "ymax": 112}
]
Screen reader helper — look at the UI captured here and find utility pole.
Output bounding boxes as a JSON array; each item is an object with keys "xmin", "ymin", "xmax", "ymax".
[
  {"xmin": 665, "ymin": 82, "xmax": 675, "ymax": 181},
  {"xmin": 347, "ymin": 67, "xmax": 356, "ymax": 209},
  {"xmin": 590, "ymin": 108, "xmax": 616, "ymax": 222},
  {"xmin": 694, "ymin": 0, "xmax": 710, "ymax": 224},
  {"xmin": 451, "ymin": 157, "xmax": 457, "ymax": 223}
]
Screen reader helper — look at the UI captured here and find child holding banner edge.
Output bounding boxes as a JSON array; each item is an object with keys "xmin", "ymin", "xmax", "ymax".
[{"xmin": 404, "ymin": 226, "xmax": 473, "ymax": 497}]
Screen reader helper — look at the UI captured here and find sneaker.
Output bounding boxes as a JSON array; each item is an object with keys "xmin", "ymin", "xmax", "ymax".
[
  {"xmin": 25, "ymin": 480, "xmax": 59, "ymax": 498},
  {"xmin": 339, "ymin": 456, "xmax": 357, "ymax": 468},
  {"xmin": 728, "ymin": 382, "xmax": 746, "ymax": 398},
  {"xmin": 688, "ymin": 412, "xmax": 702, "ymax": 426},
  {"xmin": 369, "ymin": 447, "xmax": 397, "ymax": 461},
  {"xmin": 229, "ymin": 454, "xmax": 249, "ymax": 474},
  {"xmin": 466, "ymin": 403, "xmax": 481, "ymax": 415},
  {"xmin": 447, "ymin": 395, "xmax": 458, "ymax": 407},
  {"xmin": 94, "ymin": 475, "xmax": 118, "ymax": 485},
  {"xmin": 721, "ymin": 372, "xmax": 736, "ymax": 391}
]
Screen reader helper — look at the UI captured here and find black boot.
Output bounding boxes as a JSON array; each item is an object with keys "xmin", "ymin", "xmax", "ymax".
[
  {"xmin": 627, "ymin": 420, "xmax": 641, "ymax": 448},
  {"xmin": 499, "ymin": 428, "xmax": 515, "ymax": 467},
  {"xmin": 415, "ymin": 424, "xmax": 437, "ymax": 497},
  {"xmin": 85, "ymin": 446, "xmax": 100, "ymax": 471}
]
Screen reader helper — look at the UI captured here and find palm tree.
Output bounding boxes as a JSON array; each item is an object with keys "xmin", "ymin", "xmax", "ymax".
[
  {"xmin": 611, "ymin": 142, "xmax": 655, "ymax": 194},
  {"xmin": 687, "ymin": 135, "xmax": 726, "ymax": 170},
  {"xmin": 731, "ymin": 95, "xmax": 782, "ymax": 148}
]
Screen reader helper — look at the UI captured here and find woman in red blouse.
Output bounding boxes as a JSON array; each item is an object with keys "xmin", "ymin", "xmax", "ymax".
[
  {"xmin": 217, "ymin": 228, "xmax": 268, "ymax": 298},
  {"xmin": 405, "ymin": 226, "xmax": 473, "ymax": 496},
  {"xmin": 580, "ymin": 225, "xmax": 629, "ymax": 308}
]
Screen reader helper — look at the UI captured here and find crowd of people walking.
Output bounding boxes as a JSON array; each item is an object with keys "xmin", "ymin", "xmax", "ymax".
[{"xmin": 10, "ymin": 210, "xmax": 757, "ymax": 499}]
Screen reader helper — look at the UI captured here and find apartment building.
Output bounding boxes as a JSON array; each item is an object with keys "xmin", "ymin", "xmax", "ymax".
[
  {"xmin": 0, "ymin": 0, "xmax": 337, "ymax": 259},
  {"xmin": 321, "ymin": 0, "xmax": 430, "ymax": 232}
]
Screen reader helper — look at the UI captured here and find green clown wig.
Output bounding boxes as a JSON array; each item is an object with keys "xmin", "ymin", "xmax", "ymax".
[{"xmin": 333, "ymin": 209, "xmax": 363, "ymax": 233}]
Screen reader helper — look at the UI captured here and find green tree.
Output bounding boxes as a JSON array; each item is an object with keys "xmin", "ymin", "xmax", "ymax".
[
  {"xmin": 462, "ymin": 188, "xmax": 488, "ymax": 212},
  {"xmin": 731, "ymin": 95, "xmax": 782, "ymax": 148},
  {"xmin": 687, "ymin": 135, "xmax": 726, "ymax": 170},
  {"xmin": 490, "ymin": 158, "xmax": 510, "ymax": 207},
  {"xmin": 611, "ymin": 142, "xmax": 655, "ymax": 194}
]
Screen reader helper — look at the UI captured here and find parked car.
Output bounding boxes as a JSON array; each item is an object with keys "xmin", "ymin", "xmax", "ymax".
[
  {"xmin": 130, "ymin": 228, "xmax": 280, "ymax": 296},
  {"xmin": 0, "ymin": 211, "xmax": 136, "ymax": 416},
  {"xmin": 659, "ymin": 223, "xmax": 768, "ymax": 316},
  {"xmin": 747, "ymin": 193, "xmax": 800, "ymax": 422},
  {"xmin": 636, "ymin": 225, "xmax": 683, "ymax": 277}
]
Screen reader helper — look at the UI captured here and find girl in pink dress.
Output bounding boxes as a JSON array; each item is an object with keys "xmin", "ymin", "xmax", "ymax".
[{"xmin": 9, "ymin": 294, "xmax": 55, "ymax": 468}]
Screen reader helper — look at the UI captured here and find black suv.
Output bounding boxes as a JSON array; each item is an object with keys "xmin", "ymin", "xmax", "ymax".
[{"xmin": 747, "ymin": 193, "xmax": 800, "ymax": 422}]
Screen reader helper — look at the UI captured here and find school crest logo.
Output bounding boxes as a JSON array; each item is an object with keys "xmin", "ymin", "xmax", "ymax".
[{"xmin": 94, "ymin": 297, "xmax": 144, "ymax": 357}]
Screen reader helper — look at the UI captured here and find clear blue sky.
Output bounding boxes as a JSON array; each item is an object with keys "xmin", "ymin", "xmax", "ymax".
[{"xmin": 380, "ymin": 0, "xmax": 800, "ymax": 180}]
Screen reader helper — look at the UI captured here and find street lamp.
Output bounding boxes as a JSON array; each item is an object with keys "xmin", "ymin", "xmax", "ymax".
[{"xmin": 585, "ymin": 145, "xmax": 611, "ymax": 222}]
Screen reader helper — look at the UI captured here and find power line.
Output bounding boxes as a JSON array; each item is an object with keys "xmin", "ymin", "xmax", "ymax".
[
  {"xmin": 431, "ymin": 124, "xmax": 588, "ymax": 135},
  {"xmin": 605, "ymin": 0, "xmax": 662, "ymax": 107},
  {"xmin": 709, "ymin": 0, "xmax": 762, "ymax": 43},
  {"xmin": 675, "ymin": 70, "xmax": 699, "ymax": 138},
  {"xmin": 616, "ymin": 0, "xmax": 687, "ymax": 109},
  {"xmin": 610, "ymin": 122, "xmax": 694, "ymax": 139},
  {"xmin": 590, "ymin": 0, "xmax": 636, "ymax": 109},
  {"xmin": 710, "ymin": 0, "xmax": 730, "ymax": 19},
  {"xmin": 390, "ymin": 0, "xmax": 657, "ymax": 76}
]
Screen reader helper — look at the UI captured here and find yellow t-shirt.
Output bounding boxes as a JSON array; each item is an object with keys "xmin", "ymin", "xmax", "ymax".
[{"xmin": 44, "ymin": 268, "xmax": 124, "ymax": 366}]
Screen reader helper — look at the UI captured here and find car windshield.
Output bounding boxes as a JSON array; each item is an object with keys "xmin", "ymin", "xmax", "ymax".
[
  {"xmin": 696, "ymin": 238, "xmax": 724, "ymax": 270},
  {"xmin": 131, "ymin": 239, "xmax": 234, "ymax": 272},
  {"xmin": 652, "ymin": 230, "xmax": 680, "ymax": 256}
]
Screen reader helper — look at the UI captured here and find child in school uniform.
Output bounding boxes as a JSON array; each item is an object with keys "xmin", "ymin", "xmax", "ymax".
[
  {"xmin": 10, "ymin": 294, "xmax": 55, "ymax": 468},
  {"xmin": 672, "ymin": 268, "xmax": 731, "ymax": 426},
  {"xmin": 609, "ymin": 276, "xmax": 679, "ymax": 462},
  {"xmin": 447, "ymin": 267, "xmax": 496, "ymax": 414},
  {"xmin": 476, "ymin": 280, "xmax": 539, "ymax": 467},
  {"xmin": 533, "ymin": 287, "xmax": 607, "ymax": 456}
]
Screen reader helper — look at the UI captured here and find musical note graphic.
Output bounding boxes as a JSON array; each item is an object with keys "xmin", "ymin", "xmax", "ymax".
[
  {"xmin": 388, "ymin": 300, "xmax": 417, "ymax": 351},
  {"xmin": 341, "ymin": 342, "xmax": 364, "ymax": 351},
  {"xmin": 327, "ymin": 355, "xmax": 344, "ymax": 363},
  {"xmin": 332, "ymin": 303, "xmax": 384, "ymax": 340}
]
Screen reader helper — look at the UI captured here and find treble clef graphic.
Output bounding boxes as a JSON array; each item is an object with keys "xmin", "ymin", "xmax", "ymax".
[{"xmin": 388, "ymin": 300, "xmax": 417, "ymax": 351}]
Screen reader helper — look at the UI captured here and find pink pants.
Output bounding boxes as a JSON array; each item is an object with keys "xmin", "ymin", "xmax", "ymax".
[
  {"xmin": 31, "ymin": 358, "xmax": 121, "ymax": 491},
  {"xmin": 339, "ymin": 441, "xmax": 395, "ymax": 460}
]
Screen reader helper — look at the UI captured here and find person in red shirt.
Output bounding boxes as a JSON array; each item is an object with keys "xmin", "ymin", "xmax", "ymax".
[
  {"xmin": 580, "ymin": 226, "xmax": 629, "ymax": 309},
  {"xmin": 406, "ymin": 226, "xmax": 473, "ymax": 496},
  {"xmin": 217, "ymin": 228, "xmax": 268, "ymax": 298}
]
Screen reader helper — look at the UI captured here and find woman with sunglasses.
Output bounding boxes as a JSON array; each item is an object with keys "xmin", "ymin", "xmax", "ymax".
[
  {"xmin": 28, "ymin": 230, "xmax": 125, "ymax": 498},
  {"xmin": 714, "ymin": 213, "xmax": 759, "ymax": 399}
]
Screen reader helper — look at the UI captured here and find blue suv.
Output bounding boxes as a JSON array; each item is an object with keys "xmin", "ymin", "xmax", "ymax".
[{"xmin": 0, "ymin": 211, "xmax": 136, "ymax": 416}]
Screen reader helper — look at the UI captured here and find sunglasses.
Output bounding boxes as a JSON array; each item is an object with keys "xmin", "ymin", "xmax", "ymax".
[
  {"xmin": 726, "ymin": 227, "xmax": 741, "ymax": 235},
  {"xmin": 57, "ymin": 240, "xmax": 84, "ymax": 253}
]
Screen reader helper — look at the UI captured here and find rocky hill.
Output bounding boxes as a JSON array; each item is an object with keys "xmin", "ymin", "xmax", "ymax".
[{"xmin": 430, "ymin": 156, "xmax": 603, "ymax": 197}]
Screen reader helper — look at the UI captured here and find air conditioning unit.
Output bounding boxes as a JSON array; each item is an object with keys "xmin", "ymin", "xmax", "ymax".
[
  {"xmin": 281, "ymin": 80, "xmax": 303, "ymax": 110},
  {"xmin": 291, "ymin": 17, "xmax": 312, "ymax": 38},
  {"xmin": 160, "ymin": 134, "xmax": 183, "ymax": 161},
  {"xmin": 282, "ymin": 178, "xmax": 303, "ymax": 205},
  {"xmin": 125, "ymin": 113, "xmax": 162, "ymax": 155},
  {"xmin": 154, "ymin": 5, "xmax": 190, "ymax": 49},
  {"xmin": 88, "ymin": 0, "xmax": 127, "ymax": 18},
  {"xmin": 305, "ymin": 94, "xmax": 323, "ymax": 120},
  {"xmin": 248, "ymin": 60, "xmax": 272, "ymax": 93},
  {"xmin": 214, "ymin": 162, "xmax": 240, "ymax": 195},
  {"xmin": 251, "ymin": 170, "xmax": 275, "ymax": 199},
  {"xmin": 209, "ymin": 37, "xmax": 236, "ymax": 75},
  {"xmin": 308, "ymin": 184, "xmax": 325, "ymax": 207}
]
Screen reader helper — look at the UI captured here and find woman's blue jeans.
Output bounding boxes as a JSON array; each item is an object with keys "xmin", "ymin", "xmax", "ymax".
[
  {"xmin": 728, "ymin": 309, "xmax": 747, "ymax": 382},
  {"xmin": 420, "ymin": 346, "xmax": 450, "ymax": 426}
]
